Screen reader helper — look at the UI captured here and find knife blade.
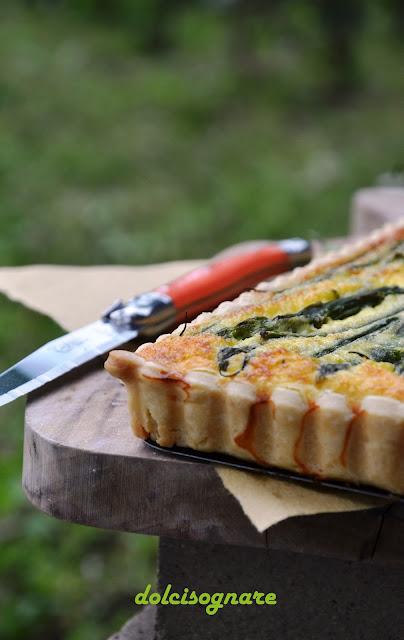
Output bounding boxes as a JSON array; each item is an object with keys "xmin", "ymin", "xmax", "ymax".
[{"xmin": 0, "ymin": 238, "xmax": 311, "ymax": 406}]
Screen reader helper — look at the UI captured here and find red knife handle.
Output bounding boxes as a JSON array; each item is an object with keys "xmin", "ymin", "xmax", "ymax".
[{"xmin": 157, "ymin": 239, "xmax": 311, "ymax": 324}]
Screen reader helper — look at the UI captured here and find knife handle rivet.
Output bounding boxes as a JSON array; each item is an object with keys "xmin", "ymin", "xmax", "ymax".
[{"xmin": 102, "ymin": 299, "xmax": 125, "ymax": 322}]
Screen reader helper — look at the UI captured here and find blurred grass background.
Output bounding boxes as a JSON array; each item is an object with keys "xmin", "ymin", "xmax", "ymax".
[{"xmin": 0, "ymin": 0, "xmax": 403, "ymax": 638}]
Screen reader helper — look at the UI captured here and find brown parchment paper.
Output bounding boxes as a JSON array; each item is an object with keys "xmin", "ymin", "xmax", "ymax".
[{"xmin": 0, "ymin": 263, "xmax": 381, "ymax": 532}]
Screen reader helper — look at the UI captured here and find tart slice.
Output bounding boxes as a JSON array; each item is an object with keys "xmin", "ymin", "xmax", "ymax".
[{"xmin": 105, "ymin": 223, "xmax": 404, "ymax": 495}]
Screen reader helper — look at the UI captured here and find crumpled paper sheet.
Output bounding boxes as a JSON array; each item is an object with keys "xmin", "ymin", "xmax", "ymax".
[{"xmin": 0, "ymin": 263, "xmax": 381, "ymax": 532}]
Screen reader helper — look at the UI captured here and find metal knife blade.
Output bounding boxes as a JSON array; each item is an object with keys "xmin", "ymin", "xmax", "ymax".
[
  {"xmin": 0, "ymin": 238, "xmax": 312, "ymax": 406},
  {"xmin": 0, "ymin": 320, "xmax": 137, "ymax": 406}
]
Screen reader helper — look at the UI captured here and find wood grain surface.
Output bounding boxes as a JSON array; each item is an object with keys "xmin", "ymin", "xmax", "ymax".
[{"xmin": 23, "ymin": 358, "xmax": 404, "ymax": 563}]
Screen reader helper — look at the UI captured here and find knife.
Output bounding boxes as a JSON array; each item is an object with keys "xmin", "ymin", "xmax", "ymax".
[{"xmin": 0, "ymin": 238, "xmax": 312, "ymax": 406}]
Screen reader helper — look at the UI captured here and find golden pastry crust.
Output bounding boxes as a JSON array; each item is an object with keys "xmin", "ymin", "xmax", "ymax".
[{"xmin": 106, "ymin": 222, "xmax": 404, "ymax": 495}]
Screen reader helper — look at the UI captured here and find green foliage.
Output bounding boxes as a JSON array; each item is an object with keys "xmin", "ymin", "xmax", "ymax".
[{"xmin": 0, "ymin": 1, "xmax": 403, "ymax": 638}]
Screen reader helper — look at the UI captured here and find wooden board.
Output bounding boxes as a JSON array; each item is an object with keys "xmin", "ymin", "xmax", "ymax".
[{"xmin": 23, "ymin": 359, "xmax": 404, "ymax": 563}]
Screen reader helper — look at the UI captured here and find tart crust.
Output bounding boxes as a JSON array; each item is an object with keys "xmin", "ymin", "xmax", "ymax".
[{"xmin": 105, "ymin": 222, "xmax": 404, "ymax": 495}]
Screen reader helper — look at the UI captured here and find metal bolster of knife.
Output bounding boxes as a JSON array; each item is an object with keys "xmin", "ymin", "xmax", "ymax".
[
  {"xmin": 102, "ymin": 292, "xmax": 176, "ymax": 336},
  {"xmin": 278, "ymin": 238, "xmax": 312, "ymax": 268}
]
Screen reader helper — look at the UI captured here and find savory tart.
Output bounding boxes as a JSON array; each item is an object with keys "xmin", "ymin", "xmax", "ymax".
[{"xmin": 105, "ymin": 222, "xmax": 404, "ymax": 495}]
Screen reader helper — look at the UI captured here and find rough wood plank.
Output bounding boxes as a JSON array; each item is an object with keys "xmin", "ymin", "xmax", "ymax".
[
  {"xmin": 23, "ymin": 360, "xmax": 402, "ymax": 561},
  {"xmin": 351, "ymin": 186, "xmax": 404, "ymax": 235},
  {"xmin": 371, "ymin": 503, "xmax": 404, "ymax": 565}
]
